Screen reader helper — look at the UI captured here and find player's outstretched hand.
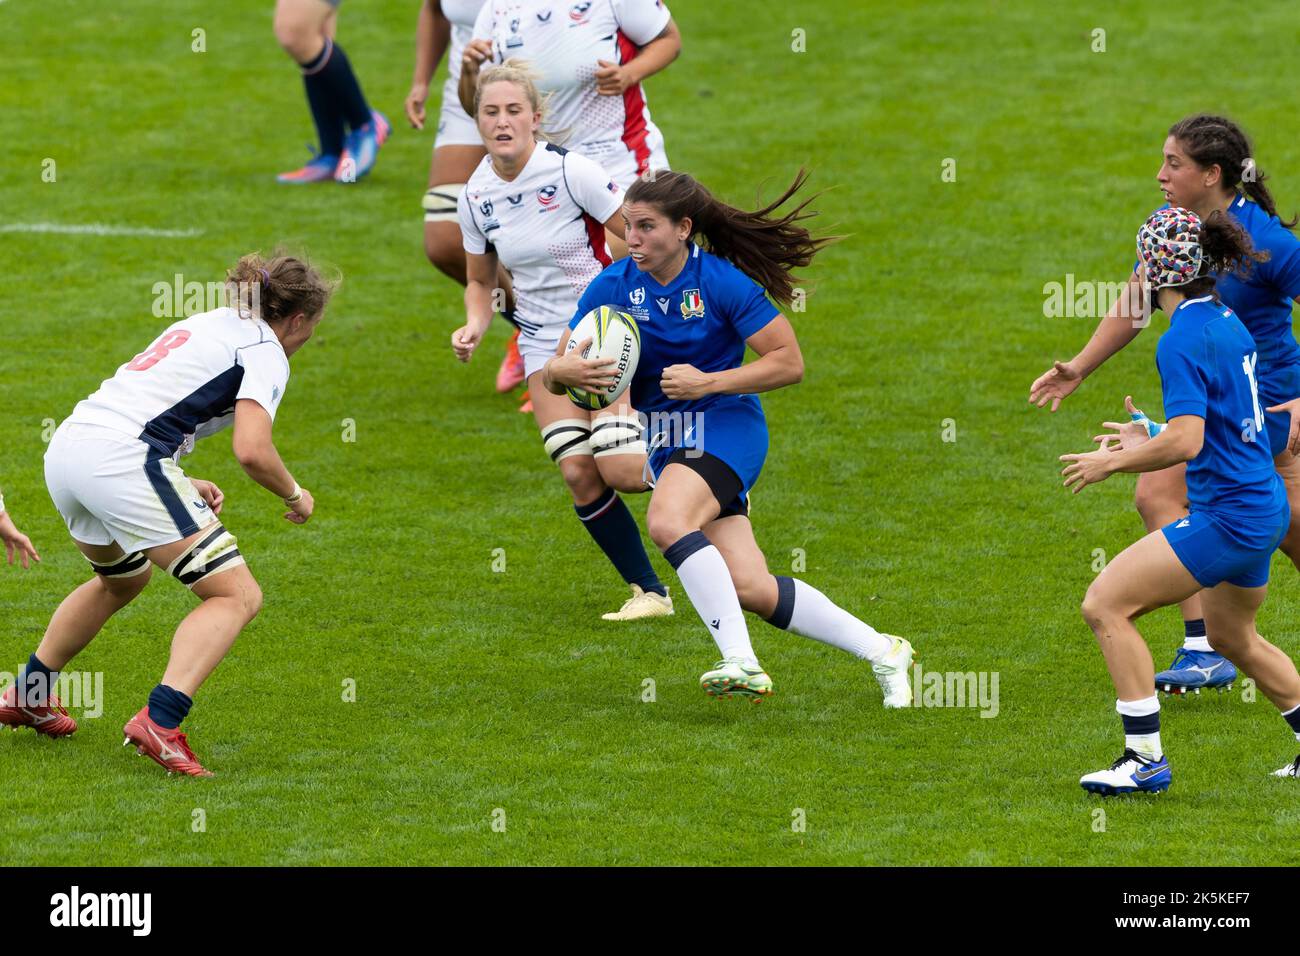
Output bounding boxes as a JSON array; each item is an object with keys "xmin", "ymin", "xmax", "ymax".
[
  {"xmin": 0, "ymin": 513, "xmax": 40, "ymax": 569},
  {"xmin": 285, "ymin": 487, "xmax": 314, "ymax": 525},
  {"xmin": 1059, "ymin": 448, "xmax": 1115, "ymax": 494},
  {"xmin": 547, "ymin": 338, "xmax": 617, "ymax": 390},
  {"xmin": 405, "ymin": 83, "xmax": 428, "ymax": 130},
  {"xmin": 452, "ymin": 325, "xmax": 482, "ymax": 363},
  {"xmin": 1266, "ymin": 396, "xmax": 1300, "ymax": 457},
  {"xmin": 191, "ymin": 479, "xmax": 225, "ymax": 516},
  {"xmin": 1029, "ymin": 359, "xmax": 1082, "ymax": 412},
  {"xmin": 661, "ymin": 364, "xmax": 714, "ymax": 401},
  {"xmin": 1094, "ymin": 396, "xmax": 1152, "ymax": 452}
]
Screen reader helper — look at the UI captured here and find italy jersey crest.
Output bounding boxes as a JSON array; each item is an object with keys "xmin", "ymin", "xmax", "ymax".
[{"xmin": 680, "ymin": 289, "xmax": 704, "ymax": 319}]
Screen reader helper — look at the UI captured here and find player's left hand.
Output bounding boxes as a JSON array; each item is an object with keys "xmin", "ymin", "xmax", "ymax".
[
  {"xmin": 1059, "ymin": 448, "xmax": 1115, "ymax": 494},
  {"xmin": 594, "ymin": 59, "xmax": 634, "ymax": 96},
  {"xmin": 1266, "ymin": 396, "xmax": 1300, "ymax": 457},
  {"xmin": 661, "ymin": 364, "xmax": 714, "ymax": 401},
  {"xmin": 405, "ymin": 83, "xmax": 428, "ymax": 130},
  {"xmin": 0, "ymin": 513, "xmax": 40, "ymax": 569},
  {"xmin": 191, "ymin": 479, "xmax": 225, "ymax": 516},
  {"xmin": 1094, "ymin": 396, "xmax": 1151, "ymax": 452}
]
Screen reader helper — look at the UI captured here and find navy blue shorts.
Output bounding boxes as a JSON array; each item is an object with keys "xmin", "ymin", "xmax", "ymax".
[{"xmin": 1162, "ymin": 504, "xmax": 1290, "ymax": 588}]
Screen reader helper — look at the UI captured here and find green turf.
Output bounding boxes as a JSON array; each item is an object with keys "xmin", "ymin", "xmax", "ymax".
[{"xmin": 3, "ymin": 0, "xmax": 1300, "ymax": 865}]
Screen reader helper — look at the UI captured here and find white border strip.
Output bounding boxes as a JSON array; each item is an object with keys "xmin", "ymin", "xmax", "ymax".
[{"xmin": 0, "ymin": 223, "xmax": 204, "ymax": 238}]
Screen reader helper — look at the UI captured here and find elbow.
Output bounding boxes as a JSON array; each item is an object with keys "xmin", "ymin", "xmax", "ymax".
[
  {"xmin": 788, "ymin": 355, "xmax": 805, "ymax": 385},
  {"xmin": 232, "ymin": 440, "xmax": 265, "ymax": 471},
  {"xmin": 1175, "ymin": 433, "xmax": 1202, "ymax": 462}
]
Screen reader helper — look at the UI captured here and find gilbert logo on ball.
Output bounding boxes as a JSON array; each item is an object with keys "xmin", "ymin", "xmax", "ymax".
[{"xmin": 565, "ymin": 305, "xmax": 641, "ymax": 410}]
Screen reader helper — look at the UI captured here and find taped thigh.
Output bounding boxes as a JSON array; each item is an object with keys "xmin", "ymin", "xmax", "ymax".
[
  {"xmin": 86, "ymin": 551, "xmax": 151, "ymax": 579},
  {"xmin": 165, "ymin": 524, "xmax": 245, "ymax": 590},
  {"xmin": 542, "ymin": 418, "xmax": 593, "ymax": 463},
  {"xmin": 423, "ymin": 183, "xmax": 465, "ymax": 223},
  {"xmin": 590, "ymin": 412, "xmax": 646, "ymax": 458}
]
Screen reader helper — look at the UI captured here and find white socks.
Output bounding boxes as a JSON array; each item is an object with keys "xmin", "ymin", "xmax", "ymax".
[
  {"xmin": 1117, "ymin": 696, "xmax": 1162, "ymax": 761},
  {"xmin": 663, "ymin": 534, "xmax": 893, "ymax": 668},
  {"xmin": 671, "ymin": 540, "xmax": 756, "ymax": 664},
  {"xmin": 781, "ymin": 578, "xmax": 893, "ymax": 662},
  {"xmin": 1182, "ymin": 634, "xmax": 1213, "ymax": 653}
]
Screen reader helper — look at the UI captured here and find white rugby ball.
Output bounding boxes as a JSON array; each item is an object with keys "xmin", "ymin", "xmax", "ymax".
[{"xmin": 564, "ymin": 305, "xmax": 641, "ymax": 409}]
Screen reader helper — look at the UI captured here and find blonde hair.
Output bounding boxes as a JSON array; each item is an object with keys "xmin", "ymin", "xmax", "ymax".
[
  {"xmin": 474, "ymin": 59, "xmax": 568, "ymax": 145},
  {"xmin": 225, "ymin": 250, "xmax": 338, "ymax": 324}
]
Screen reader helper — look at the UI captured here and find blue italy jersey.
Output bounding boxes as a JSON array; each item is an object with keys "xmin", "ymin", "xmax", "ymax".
[
  {"xmin": 1214, "ymin": 194, "xmax": 1300, "ymax": 369},
  {"xmin": 1139, "ymin": 196, "xmax": 1300, "ymax": 368},
  {"xmin": 1156, "ymin": 296, "xmax": 1285, "ymax": 515},
  {"xmin": 571, "ymin": 245, "xmax": 780, "ymax": 417}
]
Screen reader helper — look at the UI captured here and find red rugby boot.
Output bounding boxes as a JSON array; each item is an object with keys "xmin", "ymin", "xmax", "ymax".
[
  {"xmin": 0, "ymin": 683, "xmax": 77, "ymax": 738},
  {"xmin": 123, "ymin": 707, "xmax": 213, "ymax": 777}
]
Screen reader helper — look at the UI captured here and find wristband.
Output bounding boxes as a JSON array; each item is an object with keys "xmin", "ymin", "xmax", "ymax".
[
  {"xmin": 284, "ymin": 483, "xmax": 302, "ymax": 504},
  {"xmin": 0, "ymin": 491, "xmax": 6, "ymax": 515},
  {"xmin": 1130, "ymin": 411, "xmax": 1166, "ymax": 439}
]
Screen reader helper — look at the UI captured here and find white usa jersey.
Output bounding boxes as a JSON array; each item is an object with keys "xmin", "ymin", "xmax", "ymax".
[
  {"xmin": 471, "ymin": 0, "xmax": 671, "ymax": 182},
  {"xmin": 442, "ymin": 0, "xmax": 487, "ymax": 84},
  {"xmin": 459, "ymin": 143, "xmax": 623, "ymax": 335},
  {"xmin": 67, "ymin": 307, "xmax": 290, "ymax": 459}
]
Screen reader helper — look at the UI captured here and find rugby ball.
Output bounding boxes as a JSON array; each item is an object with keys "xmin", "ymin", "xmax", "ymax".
[{"xmin": 565, "ymin": 305, "xmax": 641, "ymax": 409}]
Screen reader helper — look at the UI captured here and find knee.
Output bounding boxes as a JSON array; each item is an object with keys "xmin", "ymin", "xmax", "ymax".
[
  {"xmin": 100, "ymin": 567, "xmax": 151, "ymax": 605},
  {"xmin": 235, "ymin": 577, "xmax": 264, "ymax": 625},
  {"xmin": 558, "ymin": 457, "xmax": 605, "ymax": 504},
  {"xmin": 645, "ymin": 505, "xmax": 691, "ymax": 553},
  {"xmin": 1206, "ymin": 628, "xmax": 1248, "ymax": 660},
  {"xmin": 1080, "ymin": 585, "xmax": 1112, "ymax": 636},
  {"xmin": 273, "ymin": 11, "xmax": 322, "ymax": 62},
  {"xmin": 733, "ymin": 572, "xmax": 776, "ymax": 616}
]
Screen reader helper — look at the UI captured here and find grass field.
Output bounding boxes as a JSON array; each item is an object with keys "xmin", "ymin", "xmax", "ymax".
[{"xmin": 3, "ymin": 0, "xmax": 1300, "ymax": 866}]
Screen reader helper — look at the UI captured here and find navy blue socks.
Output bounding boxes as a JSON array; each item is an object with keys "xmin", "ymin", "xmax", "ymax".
[
  {"xmin": 575, "ymin": 488, "xmax": 666, "ymax": 596},
  {"xmin": 17, "ymin": 653, "xmax": 56, "ymax": 706},
  {"xmin": 300, "ymin": 38, "xmax": 372, "ymax": 157},
  {"xmin": 147, "ymin": 684, "xmax": 193, "ymax": 730}
]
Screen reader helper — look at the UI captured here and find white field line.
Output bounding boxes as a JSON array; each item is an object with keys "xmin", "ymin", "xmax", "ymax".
[{"xmin": 0, "ymin": 223, "xmax": 204, "ymax": 238}]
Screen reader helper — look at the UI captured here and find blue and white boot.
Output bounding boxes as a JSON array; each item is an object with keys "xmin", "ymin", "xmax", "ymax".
[
  {"xmin": 1155, "ymin": 648, "xmax": 1236, "ymax": 695},
  {"xmin": 1080, "ymin": 749, "xmax": 1171, "ymax": 795}
]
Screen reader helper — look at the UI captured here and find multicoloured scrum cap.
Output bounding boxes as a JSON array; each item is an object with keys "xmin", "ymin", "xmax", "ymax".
[{"xmin": 1136, "ymin": 206, "xmax": 1205, "ymax": 294}]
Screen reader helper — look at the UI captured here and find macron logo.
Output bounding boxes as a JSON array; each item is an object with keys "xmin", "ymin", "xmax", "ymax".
[{"xmin": 50, "ymin": 886, "xmax": 152, "ymax": 936}]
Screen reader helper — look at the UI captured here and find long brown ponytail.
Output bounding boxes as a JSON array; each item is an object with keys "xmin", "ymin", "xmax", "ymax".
[
  {"xmin": 1180, "ymin": 210, "xmax": 1269, "ymax": 301},
  {"xmin": 623, "ymin": 168, "xmax": 838, "ymax": 307},
  {"xmin": 1169, "ymin": 114, "xmax": 1296, "ymax": 228}
]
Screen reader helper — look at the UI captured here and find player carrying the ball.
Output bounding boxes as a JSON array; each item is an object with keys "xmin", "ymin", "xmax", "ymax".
[
  {"xmin": 543, "ymin": 169, "xmax": 915, "ymax": 705},
  {"xmin": 0, "ymin": 254, "xmax": 332, "ymax": 777},
  {"xmin": 451, "ymin": 62, "xmax": 674, "ymax": 621},
  {"xmin": 1060, "ymin": 208, "xmax": 1300, "ymax": 792}
]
